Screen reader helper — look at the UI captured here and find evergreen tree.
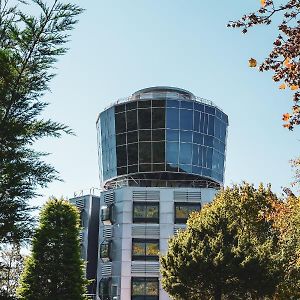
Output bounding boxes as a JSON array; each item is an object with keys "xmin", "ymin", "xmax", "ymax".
[
  {"xmin": 17, "ymin": 198, "xmax": 88, "ymax": 300},
  {"xmin": 160, "ymin": 183, "xmax": 282, "ymax": 300},
  {"xmin": 0, "ymin": 0, "xmax": 83, "ymax": 244}
]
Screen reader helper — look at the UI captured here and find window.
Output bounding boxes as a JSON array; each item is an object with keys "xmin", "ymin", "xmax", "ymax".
[
  {"xmin": 100, "ymin": 241, "xmax": 112, "ymax": 262},
  {"xmin": 115, "ymin": 112, "xmax": 126, "ymax": 134},
  {"xmin": 138, "ymin": 109, "xmax": 151, "ymax": 129},
  {"xmin": 152, "ymin": 108, "xmax": 165, "ymax": 129},
  {"xmin": 180, "ymin": 109, "xmax": 193, "ymax": 130},
  {"xmin": 131, "ymin": 277, "xmax": 159, "ymax": 300},
  {"xmin": 132, "ymin": 239, "xmax": 159, "ymax": 261},
  {"xmin": 166, "ymin": 108, "xmax": 179, "ymax": 129},
  {"xmin": 152, "ymin": 142, "xmax": 165, "ymax": 163},
  {"xmin": 133, "ymin": 202, "xmax": 159, "ymax": 223},
  {"xmin": 99, "ymin": 278, "xmax": 111, "ymax": 300},
  {"xmin": 174, "ymin": 202, "xmax": 201, "ymax": 224},
  {"xmin": 101, "ymin": 205, "xmax": 114, "ymax": 225}
]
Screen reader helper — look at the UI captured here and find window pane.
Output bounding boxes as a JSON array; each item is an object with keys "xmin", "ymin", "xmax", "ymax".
[
  {"xmin": 138, "ymin": 109, "xmax": 151, "ymax": 129},
  {"xmin": 127, "ymin": 109, "xmax": 138, "ymax": 131},
  {"xmin": 204, "ymin": 135, "xmax": 213, "ymax": 147},
  {"xmin": 180, "ymin": 110, "xmax": 193, "ymax": 130},
  {"xmin": 115, "ymin": 104, "xmax": 125, "ymax": 113},
  {"xmin": 126, "ymin": 101, "xmax": 137, "ymax": 110},
  {"xmin": 146, "ymin": 281, "xmax": 159, "ymax": 296},
  {"xmin": 208, "ymin": 115, "xmax": 215, "ymax": 135},
  {"xmin": 132, "ymin": 281, "xmax": 145, "ymax": 296},
  {"xmin": 116, "ymin": 145, "xmax": 127, "ymax": 167},
  {"xmin": 127, "ymin": 131, "xmax": 138, "ymax": 144},
  {"xmin": 139, "ymin": 164, "xmax": 152, "ymax": 172},
  {"xmin": 192, "ymin": 144, "xmax": 198, "ymax": 165},
  {"xmin": 138, "ymin": 100, "xmax": 151, "ymax": 108},
  {"xmin": 152, "ymin": 129, "xmax": 165, "ymax": 141},
  {"xmin": 179, "ymin": 143, "xmax": 192, "ymax": 164},
  {"xmin": 152, "ymin": 142, "xmax": 165, "ymax": 163},
  {"xmin": 194, "ymin": 102, "xmax": 204, "ymax": 112},
  {"xmin": 166, "ymin": 129, "xmax": 179, "ymax": 141},
  {"xmin": 128, "ymin": 164, "xmax": 138, "ymax": 173},
  {"xmin": 115, "ymin": 112, "xmax": 126, "ymax": 134},
  {"xmin": 139, "ymin": 142, "xmax": 151, "ymax": 163},
  {"xmin": 193, "ymin": 132, "xmax": 203, "ymax": 145},
  {"xmin": 116, "ymin": 134, "xmax": 126, "ymax": 146},
  {"xmin": 166, "ymin": 142, "xmax": 178, "ymax": 164},
  {"xmin": 175, "ymin": 203, "xmax": 201, "ymax": 223},
  {"xmin": 205, "ymin": 105, "xmax": 215, "ymax": 115},
  {"xmin": 180, "ymin": 131, "xmax": 193, "ymax": 143},
  {"xmin": 133, "ymin": 204, "xmax": 146, "ymax": 219},
  {"xmin": 152, "ymin": 108, "xmax": 165, "ymax": 129},
  {"xmin": 181, "ymin": 101, "xmax": 193, "ymax": 109},
  {"xmin": 194, "ymin": 111, "xmax": 200, "ymax": 132},
  {"xmin": 146, "ymin": 205, "xmax": 159, "ymax": 218},
  {"xmin": 128, "ymin": 143, "xmax": 138, "ymax": 165},
  {"xmin": 167, "ymin": 99, "xmax": 179, "ymax": 108},
  {"xmin": 132, "ymin": 242, "xmax": 145, "ymax": 256},
  {"xmin": 166, "ymin": 108, "xmax": 179, "ymax": 129},
  {"xmin": 146, "ymin": 242, "xmax": 159, "ymax": 256},
  {"xmin": 139, "ymin": 130, "xmax": 151, "ymax": 141}
]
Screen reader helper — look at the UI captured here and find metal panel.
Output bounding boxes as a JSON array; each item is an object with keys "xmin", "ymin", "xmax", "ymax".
[
  {"xmin": 101, "ymin": 263, "xmax": 112, "ymax": 276},
  {"xmin": 173, "ymin": 225, "xmax": 186, "ymax": 236},
  {"xmin": 131, "ymin": 262, "xmax": 160, "ymax": 275},
  {"xmin": 132, "ymin": 225, "xmax": 160, "ymax": 238},
  {"xmin": 104, "ymin": 192, "xmax": 115, "ymax": 205},
  {"xmin": 103, "ymin": 226, "xmax": 113, "ymax": 239},
  {"xmin": 174, "ymin": 191, "xmax": 201, "ymax": 201},
  {"xmin": 132, "ymin": 191, "xmax": 160, "ymax": 201}
]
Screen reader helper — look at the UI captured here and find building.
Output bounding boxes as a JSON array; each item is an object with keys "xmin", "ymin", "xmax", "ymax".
[{"xmin": 72, "ymin": 86, "xmax": 228, "ymax": 300}]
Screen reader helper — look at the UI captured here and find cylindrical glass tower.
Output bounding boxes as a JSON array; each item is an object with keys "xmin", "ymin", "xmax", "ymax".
[{"xmin": 97, "ymin": 87, "xmax": 228, "ymax": 189}]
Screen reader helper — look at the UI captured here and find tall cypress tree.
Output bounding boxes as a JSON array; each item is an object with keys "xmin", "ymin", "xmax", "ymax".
[{"xmin": 17, "ymin": 198, "xmax": 88, "ymax": 300}]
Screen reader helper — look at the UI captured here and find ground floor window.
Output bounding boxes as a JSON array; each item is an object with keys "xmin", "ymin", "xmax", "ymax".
[
  {"xmin": 98, "ymin": 277, "xmax": 111, "ymax": 300},
  {"xmin": 131, "ymin": 277, "xmax": 159, "ymax": 300}
]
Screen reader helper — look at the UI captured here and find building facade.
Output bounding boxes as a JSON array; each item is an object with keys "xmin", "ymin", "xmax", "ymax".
[{"xmin": 73, "ymin": 87, "xmax": 228, "ymax": 300}]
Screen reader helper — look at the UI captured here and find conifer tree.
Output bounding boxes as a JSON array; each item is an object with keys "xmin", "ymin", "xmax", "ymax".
[
  {"xmin": 17, "ymin": 198, "xmax": 88, "ymax": 300},
  {"xmin": 0, "ymin": 0, "xmax": 83, "ymax": 245}
]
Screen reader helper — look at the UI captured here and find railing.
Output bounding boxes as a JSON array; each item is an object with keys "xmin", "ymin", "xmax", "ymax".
[{"xmin": 104, "ymin": 176, "xmax": 221, "ymax": 190}]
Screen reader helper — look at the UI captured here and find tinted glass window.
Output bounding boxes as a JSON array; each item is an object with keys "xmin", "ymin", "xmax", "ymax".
[
  {"xmin": 175, "ymin": 202, "xmax": 201, "ymax": 223},
  {"xmin": 152, "ymin": 142, "xmax": 165, "ymax": 163},
  {"xmin": 127, "ymin": 109, "xmax": 137, "ymax": 131},
  {"xmin": 167, "ymin": 99, "xmax": 179, "ymax": 108},
  {"xmin": 166, "ymin": 142, "xmax": 179, "ymax": 164},
  {"xmin": 180, "ymin": 131, "xmax": 193, "ymax": 143},
  {"xmin": 115, "ymin": 104, "xmax": 125, "ymax": 113},
  {"xmin": 181, "ymin": 101, "xmax": 193, "ymax": 109},
  {"xmin": 131, "ymin": 277, "xmax": 159, "ymax": 300},
  {"xmin": 152, "ymin": 108, "xmax": 165, "ymax": 129},
  {"xmin": 116, "ymin": 145, "xmax": 127, "ymax": 167},
  {"xmin": 208, "ymin": 115, "xmax": 215, "ymax": 135},
  {"xmin": 152, "ymin": 129, "xmax": 165, "ymax": 141},
  {"xmin": 128, "ymin": 143, "xmax": 138, "ymax": 165},
  {"xmin": 139, "ymin": 142, "xmax": 151, "ymax": 163},
  {"xmin": 194, "ymin": 102, "xmax": 204, "ymax": 112},
  {"xmin": 166, "ymin": 129, "xmax": 179, "ymax": 141},
  {"xmin": 116, "ymin": 134, "xmax": 126, "ymax": 146},
  {"xmin": 180, "ymin": 110, "xmax": 193, "ymax": 130},
  {"xmin": 138, "ymin": 109, "xmax": 151, "ymax": 129},
  {"xmin": 126, "ymin": 101, "xmax": 137, "ymax": 110},
  {"xmin": 204, "ymin": 135, "xmax": 213, "ymax": 147},
  {"xmin": 133, "ymin": 202, "xmax": 159, "ymax": 223},
  {"xmin": 205, "ymin": 105, "xmax": 215, "ymax": 115},
  {"xmin": 115, "ymin": 112, "xmax": 126, "ymax": 134},
  {"xmin": 139, "ymin": 130, "xmax": 151, "ymax": 141},
  {"xmin": 193, "ymin": 132, "xmax": 203, "ymax": 145},
  {"xmin": 166, "ymin": 108, "xmax": 179, "ymax": 129},
  {"xmin": 132, "ymin": 239, "xmax": 159, "ymax": 261},
  {"xmin": 194, "ymin": 111, "xmax": 200, "ymax": 132},
  {"xmin": 127, "ymin": 131, "xmax": 138, "ymax": 144},
  {"xmin": 128, "ymin": 164, "xmax": 138, "ymax": 173},
  {"xmin": 152, "ymin": 100, "xmax": 165, "ymax": 107},
  {"xmin": 192, "ymin": 144, "xmax": 198, "ymax": 165},
  {"xmin": 138, "ymin": 100, "xmax": 151, "ymax": 108},
  {"xmin": 179, "ymin": 143, "xmax": 192, "ymax": 164}
]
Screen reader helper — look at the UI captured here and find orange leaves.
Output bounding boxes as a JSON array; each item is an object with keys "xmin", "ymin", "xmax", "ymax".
[
  {"xmin": 282, "ymin": 113, "xmax": 290, "ymax": 121},
  {"xmin": 291, "ymin": 85, "xmax": 299, "ymax": 91},
  {"xmin": 260, "ymin": 0, "xmax": 266, "ymax": 7},
  {"xmin": 284, "ymin": 57, "xmax": 292, "ymax": 69},
  {"xmin": 279, "ymin": 83, "xmax": 286, "ymax": 90},
  {"xmin": 248, "ymin": 58, "xmax": 257, "ymax": 68}
]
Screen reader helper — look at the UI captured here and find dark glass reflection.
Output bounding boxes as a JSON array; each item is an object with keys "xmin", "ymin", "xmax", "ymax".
[
  {"xmin": 152, "ymin": 129, "xmax": 165, "ymax": 141},
  {"xmin": 115, "ymin": 112, "xmax": 126, "ymax": 134},
  {"xmin": 116, "ymin": 145, "xmax": 127, "ymax": 167},
  {"xmin": 128, "ymin": 143, "xmax": 138, "ymax": 165},
  {"xmin": 152, "ymin": 142, "xmax": 165, "ymax": 163},
  {"xmin": 152, "ymin": 108, "xmax": 165, "ymax": 129},
  {"xmin": 139, "ymin": 142, "xmax": 151, "ymax": 163},
  {"xmin": 138, "ymin": 109, "xmax": 151, "ymax": 129},
  {"xmin": 166, "ymin": 129, "xmax": 179, "ymax": 141},
  {"xmin": 139, "ymin": 130, "xmax": 151, "ymax": 141},
  {"xmin": 127, "ymin": 131, "xmax": 138, "ymax": 144},
  {"xmin": 126, "ymin": 110, "xmax": 137, "ymax": 131},
  {"xmin": 179, "ymin": 143, "xmax": 192, "ymax": 164}
]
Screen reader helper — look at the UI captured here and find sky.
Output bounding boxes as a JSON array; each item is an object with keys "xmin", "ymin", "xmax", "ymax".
[{"xmin": 32, "ymin": 0, "xmax": 300, "ymax": 208}]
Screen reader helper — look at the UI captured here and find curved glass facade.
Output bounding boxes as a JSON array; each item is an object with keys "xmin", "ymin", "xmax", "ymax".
[{"xmin": 97, "ymin": 87, "xmax": 228, "ymax": 185}]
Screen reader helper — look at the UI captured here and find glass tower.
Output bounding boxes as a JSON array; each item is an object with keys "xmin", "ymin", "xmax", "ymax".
[{"xmin": 97, "ymin": 86, "xmax": 228, "ymax": 190}]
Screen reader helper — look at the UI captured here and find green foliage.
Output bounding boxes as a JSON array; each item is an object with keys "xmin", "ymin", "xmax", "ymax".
[
  {"xmin": 0, "ymin": 0, "xmax": 83, "ymax": 244},
  {"xmin": 160, "ymin": 183, "xmax": 282, "ymax": 300},
  {"xmin": 17, "ymin": 198, "xmax": 88, "ymax": 300}
]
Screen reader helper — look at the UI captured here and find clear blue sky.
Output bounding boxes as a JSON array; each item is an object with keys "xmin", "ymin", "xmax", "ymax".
[{"xmin": 33, "ymin": 0, "xmax": 300, "ymax": 207}]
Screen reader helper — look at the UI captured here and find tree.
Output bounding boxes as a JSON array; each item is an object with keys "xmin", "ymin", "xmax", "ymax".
[
  {"xmin": 227, "ymin": 0, "xmax": 300, "ymax": 130},
  {"xmin": 0, "ymin": 243, "xmax": 24, "ymax": 299},
  {"xmin": 0, "ymin": 0, "xmax": 83, "ymax": 245},
  {"xmin": 160, "ymin": 183, "xmax": 282, "ymax": 300},
  {"xmin": 264, "ymin": 192, "xmax": 300, "ymax": 299},
  {"xmin": 17, "ymin": 198, "xmax": 88, "ymax": 300}
]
